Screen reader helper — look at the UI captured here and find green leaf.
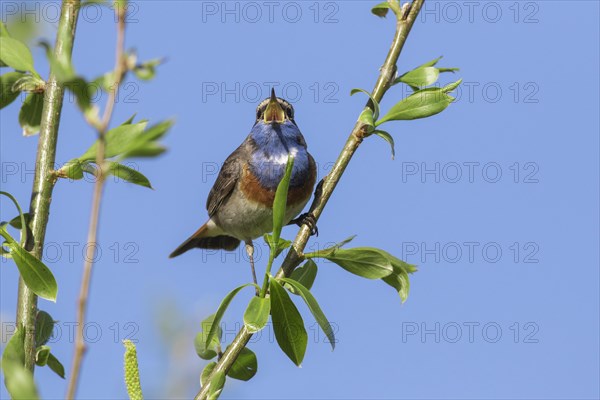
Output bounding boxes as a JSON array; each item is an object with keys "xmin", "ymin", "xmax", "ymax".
[
  {"xmin": 371, "ymin": 2, "xmax": 390, "ymax": 17},
  {"xmin": 304, "ymin": 235, "xmax": 357, "ymax": 259},
  {"xmin": 46, "ymin": 353, "xmax": 65, "ymax": 379},
  {"xmin": 358, "ymin": 108, "xmax": 375, "ymax": 132},
  {"xmin": 382, "ymin": 268, "xmax": 411, "ymax": 303},
  {"xmin": 91, "ymin": 71, "xmax": 116, "ymax": 92},
  {"xmin": 1, "ymin": 191, "xmax": 27, "ymax": 246},
  {"xmin": 77, "ymin": 119, "xmax": 172, "ymax": 162},
  {"xmin": 80, "ymin": 121, "xmax": 148, "ymax": 161},
  {"xmin": 122, "ymin": 142, "xmax": 167, "ymax": 159},
  {"xmin": 442, "ymin": 78, "xmax": 463, "ymax": 93},
  {"xmin": 194, "ymin": 333, "xmax": 218, "ymax": 360},
  {"xmin": 0, "ymin": 21, "xmax": 9, "ymax": 37},
  {"xmin": 121, "ymin": 113, "xmax": 137, "ymax": 125},
  {"xmin": 8, "ymin": 213, "xmax": 29, "ymax": 230},
  {"xmin": 438, "ymin": 67, "xmax": 460, "ymax": 73},
  {"xmin": 2, "ymin": 361, "xmax": 39, "ymax": 400},
  {"xmin": 373, "ymin": 130, "xmax": 395, "ymax": 159},
  {"xmin": 374, "ymin": 249, "xmax": 417, "ymax": 302},
  {"xmin": 1, "ymin": 72, "xmax": 24, "ymax": 109},
  {"xmin": 288, "ymin": 259, "xmax": 318, "ymax": 292},
  {"xmin": 12, "ymin": 74, "xmax": 45, "ymax": 93},
  {"xmin": 1, "ymin": 326, "xmax": 39, "ymax": 399},
  {"xmin": 269, "ymin": 279, "xmax": 307, "ymax": 366},
  {"xmin": 81, "ymin": 162, "xmax": 97, "ymax": 176},
  {"xmin": 59, "ymin": 159, "xmax": 85, "ymax": 180},
  {"xmin": 243, "ymin": 296, "xmax": 271, "ymax": 333},
  {"xmin": 393, "ymin": 57, "xmax": 459, "ymax": 89},
  {"xmin": 376, "ymin": 83, "xmax": 460, "ymax": 125},
  {"xmin": 200, "ymin": 314, "xmax": 222, "ymax": 341},
  {"xmin": 271, "ymin": 156, "xmax": 294, "ymax": 246},
  {"xmin": 4, "ymin": 16, "xmax": 38, "ymax": 45},
  {"xmin": 106, "ymin": 162, "xmax": 152, "ymax": 189},
  {"xmin": 123, "ymin": 339, "xmax": 144, "ymax": 400},
  {"xmin": 0, "ymin": 234, "xmax": 58, "ymax": 301},
  {"xmin": 350, "ymin": 88, "xmax": 380, "ymax": 120},
  {"xmin": 226, "ymin": 347, "xmax": 257, "ymax": 381},
  {"xmin": 207, "ymin": 370, "xmax": 225, "ymax": 400},
  {"xmin": 2, "ymin": 326, "xmax": 25, "ymax": 366},
  {"xmin": 419, "ymin": 56, "xmax": 443, "ymax": 68},
  {"xmin": 43, "ymin": 36, "xmax": 77, "ymax": 84},
  {"xmin": 308, "ymin": 247, "xmax": 393, "ymax": 279},
  {"xmin": 200, "ymin": 362, "xmax": 217, "ymax": 387},
  {"xmin": 1, "ymin": 242, "xmax": 12, "ymax": 259},
  {"xmin": 18, "ymin": 92, "xmax": 44, "ymax": 136},
  {"xmin": 35, "ymin": 310, "xmax": 55, "ymax": 346},
  {"xmin": 143, "ymin": 119, "xmax": 174, "ymax": 142},
  {"xmin": 132, "ymin": 67, "xmax": 154, "ymax": 81},
  {"xmin": 279, "ymin": 277, "xmax": 335, "ymax": 350},
  {"xmin": 205, "ymin": 283, "xmax": 256, "ymax": 349},
  {"xmin": 65, "ymin": 77, "xmax": 92, "ymax": 112},
  {"xmin": 263, "ymin": 234, "xmax": 291, "ymax": 258},
  {"xmin": 333, "ymin": 235, "xmax": 357, "ymax": 250},
  {"xmin": 195, "ymin": 314, "xmax": 221, "ymax": 360},
  {"xmin": 0, "ymin": 37, "xmax": 36, "ymax": 73},
  {"xmin": 133, "ymin": 58, "xmax": 162, "ymax": 81},
  {"xmin": 35, "ymin": 345, "xmax": 51, "ymax": 366},
  {"xmin": 377, "ymin": 249, "xmax": 418, "ymax": 274},
  {"xmin": 395, "ymin": 66, "xmax": 440, "ymax": 87}
]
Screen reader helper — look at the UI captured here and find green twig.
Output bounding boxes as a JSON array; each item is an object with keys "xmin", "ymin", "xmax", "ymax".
[
  {"xmin": 194, "ymin": 1, "xmax": 425, "ymax": 398},
  {"xmin": 259, "ymin": 251, "xmax": 276, "ymax": 298},
  {"xmin": 65, "ymin": 2, "xmax": 128, "ymax": 398},
  {"xmin": 15, "ymin": 0, "xmax": 81, "ymax": 373}
]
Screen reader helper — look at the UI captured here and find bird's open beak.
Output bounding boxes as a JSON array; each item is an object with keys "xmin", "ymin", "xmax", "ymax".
[{"xmin": 263, "ymin": 88, "xmax": 285, "ymax": 123}]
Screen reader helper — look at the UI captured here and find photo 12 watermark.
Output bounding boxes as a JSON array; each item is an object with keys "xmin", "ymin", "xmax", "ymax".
[
  {"xmin": 200, "ymin": 81, "xmax": 340, "ymax": 104},
  {"xmin": 200, "ymin": 1, "xmax": 340, "ymax": 24},
  {"xmin": 1, "ymin": 161, "xmax": 147, "ymax": 184},
  {"xmin": 400, "ymin": 161, "xmax": 540, "ymax": 184},
  {"xmin": 1, "ymin": 321, "xmax": 140, "ymax": 345},
  {"xmin": 1, "ymin": 1, "xmax": 141, "ymax": 25},
  {"xmin": 419, "ymin": 1, "xmax": 540, "ymax": 24},
  {"xmin": 0, "ymin": 241, "xmax": 140, "ymax": 265},
  {"xmin": 401, "ymin": 321, "xmax": 540, "ymax": 344},
  {"xmin": 400, "ymin": 241, "xmax": 540, "ymax": 264}
]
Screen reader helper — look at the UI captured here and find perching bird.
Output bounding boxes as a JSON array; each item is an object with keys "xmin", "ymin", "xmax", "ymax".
[{"xmin": 169, "ymin": 89, "xmax": 317, "ymax": 280}]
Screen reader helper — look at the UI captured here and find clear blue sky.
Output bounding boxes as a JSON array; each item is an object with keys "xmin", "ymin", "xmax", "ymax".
[{"xmin": 1, "ymin": 1, "xmax": 599, "ymax": 399}]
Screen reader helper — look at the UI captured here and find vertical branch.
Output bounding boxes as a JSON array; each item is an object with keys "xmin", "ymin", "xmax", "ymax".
[
  {"xmin": 194, "ymin": 1, "xmax": 424, "ymax": 398},
  {"xmin": 65, "ymin": 3, "xmax": 128, "ymax": 399},
  {"xmin": 16, "ymin": 0, "xmax": 81, "ymax": 373}
]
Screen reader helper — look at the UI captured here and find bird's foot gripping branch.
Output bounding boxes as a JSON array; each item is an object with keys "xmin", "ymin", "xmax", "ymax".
[{"xmin": 191, "ymin": 1, "xmax": 462, "ymax": 399}]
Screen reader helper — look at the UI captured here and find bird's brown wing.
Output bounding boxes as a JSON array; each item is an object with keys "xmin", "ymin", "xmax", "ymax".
[{"xmin": 206, "ymin": 145, "xmax": 245, "ymax": 217}]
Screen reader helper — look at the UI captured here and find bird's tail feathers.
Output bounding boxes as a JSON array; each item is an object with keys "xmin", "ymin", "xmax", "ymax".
[{"xmin": 169, "ymin": 224, "xmax": 240, "ymax": 258}]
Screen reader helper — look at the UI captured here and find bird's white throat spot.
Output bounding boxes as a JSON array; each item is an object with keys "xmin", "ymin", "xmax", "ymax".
[{"xmin": 264, "ymin": 147, "xmax": 298, "ymax": 165}]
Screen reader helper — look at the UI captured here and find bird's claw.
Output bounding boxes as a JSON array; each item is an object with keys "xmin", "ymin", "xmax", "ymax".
[{"xmin": 295, "ymin": 213, "xmax": 318, "ymax": 236}]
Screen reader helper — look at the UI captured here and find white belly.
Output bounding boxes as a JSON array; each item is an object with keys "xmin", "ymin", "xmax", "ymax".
[{"xmin": 213, "ymin": 182, "xmax": 308, "ymax": 242}]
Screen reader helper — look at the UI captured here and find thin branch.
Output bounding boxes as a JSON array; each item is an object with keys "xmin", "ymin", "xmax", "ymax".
[
  {"xmin": 194, "ymin": 1, "xmax": 425, "ymax": 398},
  {"xmin": 16, "ymin": 0, "xmax": 81, "ymax": 373},
  {"xmin": 65, "ymin": 4, "xmax": 128, "ymax": 398}
]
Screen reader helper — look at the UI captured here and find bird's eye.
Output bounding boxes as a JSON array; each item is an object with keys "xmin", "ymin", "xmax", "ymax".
[
  {"xmin": 286, "ymin": 107, "xmax": 293, "ymax": 119},
  {"xmin": 256, "ymin": 109, "xmax": 262, "ymax": 120}
]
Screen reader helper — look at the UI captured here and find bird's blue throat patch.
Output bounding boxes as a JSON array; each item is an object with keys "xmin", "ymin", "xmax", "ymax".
[{"xmin": 248, "ymin": 121, "xmax": 310, "ymax": 190}]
